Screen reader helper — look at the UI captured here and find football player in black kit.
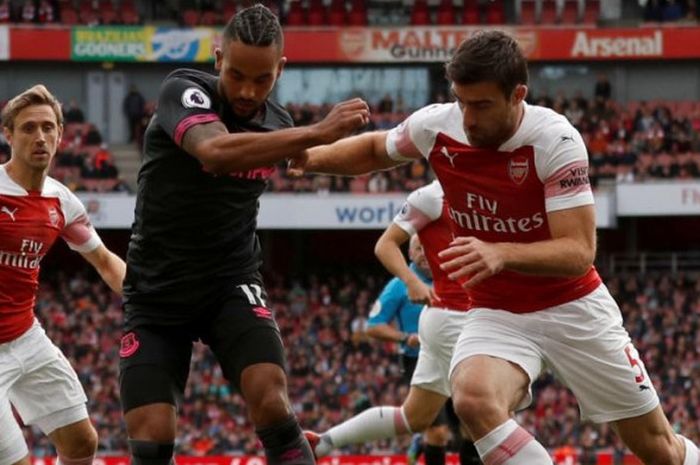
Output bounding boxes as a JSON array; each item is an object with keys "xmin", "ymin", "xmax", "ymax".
[{"xmin": 119, "ymin": 5, "xmax": 369, "ymax": 465}]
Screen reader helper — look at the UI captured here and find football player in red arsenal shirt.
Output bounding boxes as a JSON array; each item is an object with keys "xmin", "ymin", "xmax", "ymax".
[
  {"xmin": 0, "ymin": 85, "xmax": 125, "ymax": 465},
  {"xmin": 306, "ymin": 181, "xmax": 480, "ymax": 464},
  {"xmin": 291, "ymin": 31, "xmax": 698, "ymax": 465}
]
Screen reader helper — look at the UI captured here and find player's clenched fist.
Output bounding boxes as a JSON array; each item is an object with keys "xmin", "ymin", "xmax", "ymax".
[{"xmin": 311, "ymin": 98, "xmax": 370, "ymax": 144}]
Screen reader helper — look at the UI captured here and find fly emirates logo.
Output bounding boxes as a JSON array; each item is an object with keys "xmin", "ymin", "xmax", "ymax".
[
  {"xmin": 448, "ymin": 192, "xmax": 544, "ymax": 234},
  {"xmin": 0, "ymin": 239, "xmax": 44, "ymax": 269}
]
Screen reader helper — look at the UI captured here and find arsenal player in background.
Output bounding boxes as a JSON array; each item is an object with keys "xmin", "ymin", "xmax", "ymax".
[{"xmin": 0, "ymin": 84, "xmax": 125, "ymax": 465}]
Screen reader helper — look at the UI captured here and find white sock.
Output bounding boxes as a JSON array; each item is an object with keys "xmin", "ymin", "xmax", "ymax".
[
  {"xmin": 680, "ymin": 435, "xmax": 699, "ymax": 465},
  {"xmin": 474, "ymin": 419, "xmax": 552, "ymax": 465},
  {"xmin": 316, "ymin": 406, "xmax": 412, "ymax": 456}
]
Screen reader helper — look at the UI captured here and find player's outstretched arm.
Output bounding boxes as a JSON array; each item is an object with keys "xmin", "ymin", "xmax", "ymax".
[
  {"xmin": 375, "ymin": 224, "xmax": 434, "ymax": 305},
  {"xmin": 182, "ymin": 98, "xmax": 370, "ymax": 175},
  {"xmin": 80, "ymin": 245, "xmax": 126, "ymax": 295},
  {"xmin": 440, "ymin": 205, "xmax": 596, "ymax": 288},
  {"xmin": 288, "ymin": 131, "xmax": 407, "ymax": 177}
]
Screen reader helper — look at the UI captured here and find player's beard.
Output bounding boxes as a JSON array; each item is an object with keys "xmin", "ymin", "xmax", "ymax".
[{"xmin": 232, "ymin": 99, "xmax": 263, "ymax": 121}]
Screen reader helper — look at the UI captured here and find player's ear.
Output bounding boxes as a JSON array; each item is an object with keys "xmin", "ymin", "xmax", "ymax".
[
  {"xmin": 512, "ymin": 84, "xmax": 528, "ymax": 105},
  {"xmin": 214, "ymin": 47, "xmax": 224, "ymax": 71},
  {"xmin": 2, "ymin": 127, "xmax": 11, "ymax": 145},
  {"xmin": 56, "ymin": 124, "xmax": 63, "ymax": 144},
  {"xmin": 276, "ymin": 56, "xmax": 287, "ymax": 79}
]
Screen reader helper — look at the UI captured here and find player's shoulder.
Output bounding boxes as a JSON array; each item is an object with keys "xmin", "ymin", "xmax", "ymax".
[
  {"xmin": 518, "ymin": 103, "xmax": 581, "ymax": 152},
  {"xmin": 265, "ymin": 100, "xmax": 295, "ymax": 129},
  {"xmin": 407, "ymin": 180, "xmax": 443, "ymax": 211},
  {"xmin": 402, "ymin": 102, "xmax": 464, "ymax": 145},
  {"xmin": 160, "ymin": 68, "xmax": 217, "ymax": 100},
  {"xmin": 408, "ymin": 102, "xmax": 460, "ymax": 128},
  {"xmin": 164, "ymin": 68, "xmax": 216, "ymax": 87},
  {"xmin": 42, "ymin": 176, "xmax": 78, "ymax": 202}
]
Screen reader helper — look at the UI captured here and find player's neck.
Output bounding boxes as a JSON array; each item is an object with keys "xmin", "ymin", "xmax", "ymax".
[
  {"xmin": 503, "ymin": 102, "xmax": 526, "ymax": 144},
  {"xmin": 5, "ymin": 160, "xmax": 47, "ymax": 192}
]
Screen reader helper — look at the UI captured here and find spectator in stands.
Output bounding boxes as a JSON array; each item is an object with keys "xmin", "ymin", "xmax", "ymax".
[
  {"xmin": 37, "ymin": 0, "xmax": 55, "ymax": 23},
  {"xmin": 0, "ymin": 0, "xmax": 11, "ymax": 22},
  {"xmin": 20, "ymin": 0, "xmax": 35, "ymax": 22},
  {"xmin": 644, "ymin": 0, "xmax": 665, "ymax": 21},
  {"xmin": 64, "ymin": 99, "xmax": 86, "ymax": 124},
  {"xmin": 662, "ymin": 0, "xmax": 685, "ymax": 20},
  {"xmin": 594, "ymin": 73, "xmax": 612, "ymax": 102},
  {"xmin": 122, "ymin": 85, "xmax": 145, "ymax": 143}
]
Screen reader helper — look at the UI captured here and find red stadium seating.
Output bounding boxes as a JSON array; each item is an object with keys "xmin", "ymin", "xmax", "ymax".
[
  {"xmin": 519, "ymin": 0, "xmax": 537, "ymax": 24},
  {"xmin": 461, "ymin": 0, "xmax": 480, "ymax": 24},
  {"xmin": 486, "ymin": 0, "xmax": 505, "ymax": 24},
  {"xmin": 541, "ymin": 0, "xmax": 558, "ymax": 23},
  {"xmin": 436, "ymin": 0, "xmax": 454, "ymax": 25},
  {"xmin": 562, "ymin": 0, "xmax": 580, "ymax": 23},
  {"xmin": 200, "ymin": 10, "xmax": 220, "ymax": 26},
  {"xmin": 286, "ymin": 1, "xmax": 305, "ymax": 26},
  {"xmin": 182, "ymin": 8, "xmax": 200, "ymax": 27},
  {"xmin": 583, "ymin": 0, "xmax": 599, "ymax": 23},
  {"xmin": 410, "ymin": 0, "xmax": 430, "ymax": 25},
  {"xmin": 60, "ymin": 7, "xmax": 79, "ymax": 25}
]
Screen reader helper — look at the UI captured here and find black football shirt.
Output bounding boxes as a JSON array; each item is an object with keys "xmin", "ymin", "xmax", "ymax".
[{"xmin": 123, "ymin": 68, "xmax": 293, "ymax": 320}]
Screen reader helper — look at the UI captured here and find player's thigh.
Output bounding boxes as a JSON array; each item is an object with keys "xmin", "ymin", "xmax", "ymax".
[
  {"xmin": 8, "ymin": 331, "xmax": 87, "ymax": 431},
  {"xmin": 540, "ymin": 285, "xmax": 659, "ymax": 424},
  {"xmin": 611, "ymin": 406, "xmax": 682, "ymax": 463},
  {"xmin": 118, "ymin": 325, "xmax": 193, "ymax": 414},
  {"xmin": 0, "ymin": 398, "xmax": 29, "ymax": 465},
  {"xmin": 202, "ymin": 280, "xmax": 286, "ymax": 393},
  {"xmin": 403, "ymin": 386, "xmax": 448, "ymax": 431},
  {"xmin": 449, "ymin": 308, "xmax": 541, "ymax": 412},
  {"xmin": 413, "ymin": 307, "xmax": 469, "ymax": 398}
]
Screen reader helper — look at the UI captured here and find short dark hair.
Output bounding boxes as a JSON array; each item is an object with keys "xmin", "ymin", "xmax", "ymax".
[
  {"xmin": 446, "ymin": 30, "xmax": 528, "ymax": 97},
  {"xmin": 223, "ymin": 4, "xmax": 283, "ymax": 49}
]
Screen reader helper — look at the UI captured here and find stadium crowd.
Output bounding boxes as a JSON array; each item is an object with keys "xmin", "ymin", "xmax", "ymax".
[{"xmin": 21, "ymin": 267, "xmax": 700, "ymax": 461}]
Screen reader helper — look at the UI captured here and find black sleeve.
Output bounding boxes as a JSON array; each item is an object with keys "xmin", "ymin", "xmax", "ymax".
[{"xmin": 157, "ymin": 75, "xmax": 220, "ymax": 146}]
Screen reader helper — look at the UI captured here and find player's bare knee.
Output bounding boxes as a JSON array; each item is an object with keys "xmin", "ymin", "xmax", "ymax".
[
  {"xmin": 452, "ymin": 389, "xmax": 501, "ymax": 427},
  {"xmin": 406, "ymin": 410, "xmax": 439, "ymax": 432},
  {"xmin": 249, "ymin": 386, "xmax": 291, "ymax": 426},
  {"xmin": 630, "ymin": 437, "xmax": 684, "ymax": 465},
  {"xmin": 424, "ymin": 425, "xmax": 450, "ymax": 445},
  {"xmin": 49, "ymin": 420, "xmax": 98, "ymax": 459}
]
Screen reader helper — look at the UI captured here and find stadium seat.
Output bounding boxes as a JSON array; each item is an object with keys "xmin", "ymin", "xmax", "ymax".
[
  {"xmin": 100, "ymin": 8, "xmax": 118, "ymax": 24},
  {"xmin": 200, "ymin": 10, "xmax": 220, "ymax": 25},
  {"xmin": 410, "ymin": 0, "xmax": 430, "ymax": 25},
  {"xmin": 60, "ymin": 7, "xmax": 79, "ymax": 24},
  {"xmin": 436, "ymin": 0, "xmax": 454, "ymax": 25},
  {"xmin": 222, "ymin": 1, "xmax": 237, "ymax": 22},
  {"xmin": 486, "ymin": 0, "xmax": 505, "ymax": 24},
  {"xmin": 120, "ymin": 6, "xmax": 139, "ymax": 24},
  {"xmin": 519, "ymin": 0, "xmax": 537, "ymax": 24},
  {"xmin": 541, "ymin": 0, "xmax": 558, "ymax": 23},
  {"xmin": 182, "ymin": 9, "xmax": 200, "ymax": 27},
  {"xmin": 583, "ymin": 0, "xmax": 599, "ymax": 23},
  {"xmin": 328, "ymin": 0, "xmax": 346, "ymax": 26},
  {"xmin": 286, "ymin": 1, "xmax": 305, "ymax": 25},
  {"xmin": 347, "ymin": 6, "xmax": 367, "ymax": 25},
  {"xmin": 562, "ymin": 0, "xmax": 580, "ymax": 23},
  {"xmin": 460, "ymin": 0, "xmax": 480, "ymax": 24}
]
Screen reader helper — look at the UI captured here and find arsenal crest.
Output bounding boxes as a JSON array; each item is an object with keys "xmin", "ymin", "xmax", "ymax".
[
  {"xmin": 508, "ymin": 156, "xmax": 529, "ymax": 185},
  {"xmin": 48, "ymin": 207, "xmax": 60, "ymax": 226}
]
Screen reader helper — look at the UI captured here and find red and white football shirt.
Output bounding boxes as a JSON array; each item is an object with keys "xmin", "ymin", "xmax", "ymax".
[
  {"xmin": 0, "ymin": 165, "xmax": 102, "ymax": 343},
  {"xmin": 386, "ymin": 102, "xmax": 601, "ymax": 313},
  {"xmin": 394, "ymin": 180, "xmax": 472, "ymax": 311}
]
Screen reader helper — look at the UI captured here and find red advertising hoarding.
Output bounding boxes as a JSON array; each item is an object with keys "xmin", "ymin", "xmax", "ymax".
[{"xmin": 6, "ymin": 25, "xmax": 700, "ymax": 63}]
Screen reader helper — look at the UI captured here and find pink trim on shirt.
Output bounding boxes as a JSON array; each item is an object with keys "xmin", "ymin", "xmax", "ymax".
[
  {"xmin": 544, "ymin": 160, "xmax": 591, "ymax": 199},
  {"xmin": 173, "ymin": 113, "xmax": 221, "ymax": 146},
  {"xmin": 394, "ymin": 122, "xmax": 422, "ymax": 158},
  {"xmin": 62, "ymin": 213, "xmax": 93, "ymax": 246},
  {"xmin": 483, "ymin": 427, "xmax": 534, "ymax": 465}
]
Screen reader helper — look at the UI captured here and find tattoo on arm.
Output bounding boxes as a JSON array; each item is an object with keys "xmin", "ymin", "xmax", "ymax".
[{"xmin": 181, "ymin": 120, "xmax": 228, "ymax": 159}]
